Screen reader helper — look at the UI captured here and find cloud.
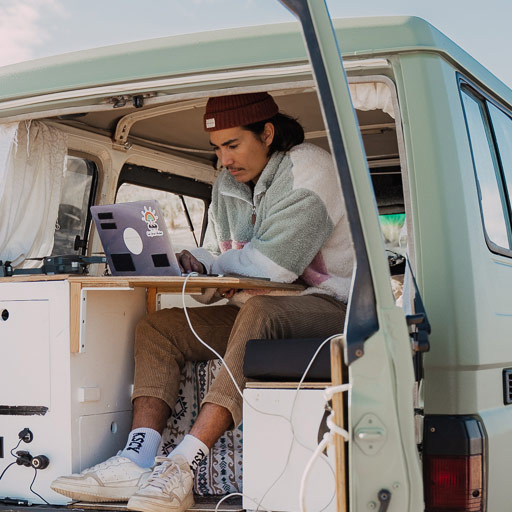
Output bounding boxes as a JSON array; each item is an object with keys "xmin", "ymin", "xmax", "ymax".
[{"xmin": 0, "ymin": 0, "xmax": 65, "ymax": 66}]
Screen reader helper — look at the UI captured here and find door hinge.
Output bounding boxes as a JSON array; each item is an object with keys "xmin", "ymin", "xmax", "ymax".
[{"xmin": 406, "ymin": 312, "xmax": 430, "ymax": 353}]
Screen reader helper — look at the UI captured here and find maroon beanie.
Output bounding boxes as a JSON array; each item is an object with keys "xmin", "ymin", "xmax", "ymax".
[{"xmin": 203, "ymin": 92, "xmax": 279, "ymax": 132}]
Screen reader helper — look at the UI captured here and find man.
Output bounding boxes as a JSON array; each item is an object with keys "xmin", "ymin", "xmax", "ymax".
[{"xmin": 51, "ymin": 92, "xmax": 353, "ymax": 512}]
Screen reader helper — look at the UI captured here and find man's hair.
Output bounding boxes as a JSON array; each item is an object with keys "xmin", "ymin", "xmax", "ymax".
[{"xmin": 243, "ymin": 113, "xmax": 305, "ymax": 155}]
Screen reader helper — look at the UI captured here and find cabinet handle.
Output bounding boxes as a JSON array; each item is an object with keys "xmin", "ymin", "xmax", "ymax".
[{"xmin": 1, "ymin": 309, "xmax": 9, "ymax": 321}]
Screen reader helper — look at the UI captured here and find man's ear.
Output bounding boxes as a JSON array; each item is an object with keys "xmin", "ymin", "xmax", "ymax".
[{"xmin": 262, "ymin": 122, "xmax": 275, "ymax": 147}]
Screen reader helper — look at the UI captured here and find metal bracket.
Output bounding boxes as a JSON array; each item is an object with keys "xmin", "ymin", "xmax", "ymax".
[{"xmin": 354, "ymin": 413, "xmax": 387, "ymax": 455}]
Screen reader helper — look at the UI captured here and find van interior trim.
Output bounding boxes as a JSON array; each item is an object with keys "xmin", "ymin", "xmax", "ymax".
[
  {"xmin": 116, "ymin": 127, "xmax": 397, "ymax": 158},
  {"xmin": 123, "ymin": 135, "xmax": 216, "ymax": 155},
  {"xmin": 368, "ymin": 158, "xmax": 401, "ymax": 169},
  {"xmin": 119, "ymin": 129, "xmax": 397, "ymax": 161},
  {"xmin": 112, "ymin": 84, "xmax": 319, "ymax": 147},
  {"xmin": 113, "ymin": 98, "xmax": 208, "ymax": 146},
  {"xmin": 112, "ymin": 76, "xmax": 397, "ymax": 152}
]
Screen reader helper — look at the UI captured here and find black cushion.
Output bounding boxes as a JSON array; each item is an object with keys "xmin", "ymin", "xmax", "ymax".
[{"xmin": 243, "ymin": 338, "xmax": 331, "ymax": 381}]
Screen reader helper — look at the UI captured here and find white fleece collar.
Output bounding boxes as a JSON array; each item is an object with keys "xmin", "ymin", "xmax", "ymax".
[{"xmin": 218, "ymin": 151, "xmax": 286, "ymax": 202}]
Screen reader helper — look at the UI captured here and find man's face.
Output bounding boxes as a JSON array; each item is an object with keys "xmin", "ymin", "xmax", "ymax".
[{"xmin": 209, "ymin": 124, "xmax": 274, "ymax": 184}]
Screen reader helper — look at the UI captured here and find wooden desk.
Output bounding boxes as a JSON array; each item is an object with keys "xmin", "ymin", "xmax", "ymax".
[{"xmin": 0, "ymin": 274, "xmax": 304, "ymax": 352}]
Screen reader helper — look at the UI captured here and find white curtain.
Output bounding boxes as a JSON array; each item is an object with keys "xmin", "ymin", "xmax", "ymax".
[
  {"xmin": 349, "ymin": 82, "xmax": 395, "ymax": 119},
  {"xmin": 0, "ymin": 121, "xmax": 67, "ymax": 267}
]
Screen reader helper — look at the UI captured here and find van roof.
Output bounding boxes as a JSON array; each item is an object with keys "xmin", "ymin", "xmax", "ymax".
[{"xmin": 0, "ymin": 16, "xmax": 509, "ymax": 106}]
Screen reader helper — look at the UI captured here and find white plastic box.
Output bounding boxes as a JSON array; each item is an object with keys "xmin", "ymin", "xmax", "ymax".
[{"xmin": 243, "ymin": 386, "xmax": 336, "ymax": 512}]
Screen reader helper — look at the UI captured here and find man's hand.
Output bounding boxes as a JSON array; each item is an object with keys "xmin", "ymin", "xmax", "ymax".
[
  {"xmin": 177, "ymin": 250, "xmax": 206, "ymax": 274},
  {"xmin": 218, "ymin": 288, "xmax": 237, "ymax": 299}
]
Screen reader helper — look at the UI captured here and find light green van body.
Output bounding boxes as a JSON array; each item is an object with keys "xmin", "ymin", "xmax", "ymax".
[{"xmin": 1, "ymin": 7, "xmax": 512, "ymax": 511}]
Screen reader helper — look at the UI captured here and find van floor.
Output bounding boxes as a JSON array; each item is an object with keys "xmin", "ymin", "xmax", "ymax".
[{"xmin": 0, "ymin": 495, "xmax": 243, "ymax": 512}]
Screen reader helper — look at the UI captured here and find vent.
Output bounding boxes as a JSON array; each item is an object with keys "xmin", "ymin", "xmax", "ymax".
[{"xmin": 503, "ymin": 369, "xmax": 512, "ymax": 405}]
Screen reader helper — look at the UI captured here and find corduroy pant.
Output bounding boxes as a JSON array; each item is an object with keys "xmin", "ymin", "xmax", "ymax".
[{"xmin": 132, "ymin": 294, "xmax": 346, "ymax": 427}]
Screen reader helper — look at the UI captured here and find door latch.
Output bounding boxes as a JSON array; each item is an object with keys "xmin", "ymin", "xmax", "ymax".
[{"xmin": 354, "ymin": 413, "xmax": 387, "ymax": 455}]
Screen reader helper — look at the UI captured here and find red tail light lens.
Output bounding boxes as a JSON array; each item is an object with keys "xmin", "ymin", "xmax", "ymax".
[{"xmin": 424, "ymin": 454, "xmax": 483, "ymax": 511}]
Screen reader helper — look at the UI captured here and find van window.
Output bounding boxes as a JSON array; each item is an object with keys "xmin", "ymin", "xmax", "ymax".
[
  {"xmin": 461, "ymin": 89, "xmax": 511, "ymax": 250},
  {"xmin": 488, "ymin": 103, "xmax": 512, "ymax": 210},
  {"xmin": 52, "ymin": 156, "xmax": 97, "ymax": 256},
  {"xmin": 116, "ymin": 183, "xmax": 206, "ymax": 253}
]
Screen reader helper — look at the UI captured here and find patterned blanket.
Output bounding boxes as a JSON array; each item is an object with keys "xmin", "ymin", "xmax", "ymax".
[{"xmin": 158, "ymin": 359, "xmax": 243, "ymax": 495}]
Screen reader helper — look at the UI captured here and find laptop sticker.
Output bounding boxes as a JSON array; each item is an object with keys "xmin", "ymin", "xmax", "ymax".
[{"xmin": 141, "ymin": 206, "xmax": 163, "ymax": 237}]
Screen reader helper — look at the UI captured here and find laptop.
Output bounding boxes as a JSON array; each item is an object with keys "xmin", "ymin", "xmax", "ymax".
[{"xmin": 90, "ymin": 200, "xmax": 183, "ymax": 276}]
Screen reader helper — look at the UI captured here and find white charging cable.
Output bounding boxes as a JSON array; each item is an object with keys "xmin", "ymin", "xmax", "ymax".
[
  {"xmin": 181, "ymin": 273, "xmax": 244, "ymax": 398},
  {"xmin": 214, "ymin": 493, "xmax": 272, "ymax": 512},
  {"xmin": 299, "ymin": 383, "xmax": 351, "ymax": 512}
]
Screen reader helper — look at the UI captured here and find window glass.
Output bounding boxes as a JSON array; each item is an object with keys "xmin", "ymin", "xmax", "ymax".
[
  {"xmin": 116, "ymin": 184, "xmax": 205, "ymax": 252},
  {"xmin": 488, "ymin": 103, "xmax": 512, "ymax": 210},
  {"xmin": 461, "ymin": 91, "xmax": 510, "ymax": 249},
  {"xmin": 52, "ymin": 156, "xmax": 96, "ymax": 255}
]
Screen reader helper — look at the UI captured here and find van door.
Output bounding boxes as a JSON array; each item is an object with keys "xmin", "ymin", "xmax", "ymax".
[{"xmin": 279, "ymin": 1, "xmax": 424, "ymax": 510}]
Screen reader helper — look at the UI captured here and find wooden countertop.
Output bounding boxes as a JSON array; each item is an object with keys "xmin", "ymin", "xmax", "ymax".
[{"xmin": 0, "ymin": 274, "xmax": 305, "ymax": 292}]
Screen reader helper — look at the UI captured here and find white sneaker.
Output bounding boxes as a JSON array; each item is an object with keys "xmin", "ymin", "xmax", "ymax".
[
  {"xmin": 127, "ymin": 455, "xmax": 194, "ymax": 512},
  {"xmin": 51, "ymin": 454, "xmax": 152, "ymax": 502}
]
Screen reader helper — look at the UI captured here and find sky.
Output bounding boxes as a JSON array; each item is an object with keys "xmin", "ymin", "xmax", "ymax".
[{"xmin": 0, "ymin": 0, "xmax": 510, "ymax": 88}]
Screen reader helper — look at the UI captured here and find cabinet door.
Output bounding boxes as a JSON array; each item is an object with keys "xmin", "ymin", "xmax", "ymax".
[{"xmin": 0, "ymin": 300, "xmax": 51, "ymax": 408}]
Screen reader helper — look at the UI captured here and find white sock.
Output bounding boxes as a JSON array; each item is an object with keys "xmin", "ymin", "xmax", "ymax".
[
  {"xmin": 169, "ymin": 434, "xmax": 209, "ymax": 472},
  {"xmin": 120, "ymin": 428, "xmax": 162, "ymax": 468}
]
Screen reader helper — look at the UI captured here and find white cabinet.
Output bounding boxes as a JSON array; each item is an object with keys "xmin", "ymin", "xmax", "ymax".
[
  {"xmin": 243, "ymin": 387, "xmax": 336, "ymax": 512},
  {"xmin": 0, "ymin": 279, "xmax": 146, "ymax": 505}
]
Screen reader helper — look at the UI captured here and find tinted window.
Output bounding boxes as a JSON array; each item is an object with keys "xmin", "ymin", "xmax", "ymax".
[
  {"xmin": 461, "ymin": 90, "xmax": 511, "ymax": 249},
  {"xmin": 52, "ymin": 156, "xmax": 97, "ymax": 255}
]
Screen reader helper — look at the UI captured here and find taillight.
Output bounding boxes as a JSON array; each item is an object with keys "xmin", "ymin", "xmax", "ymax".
[
  {"xmin": 424, "ymin": 454, "xmax": 483, "ymax": 511},
  {"xmin": 423, "ymin": 416, "xmax": 486, "ymax": 512}
]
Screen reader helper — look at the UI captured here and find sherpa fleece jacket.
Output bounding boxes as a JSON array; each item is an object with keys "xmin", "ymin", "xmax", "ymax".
[{"xmin": 191, "ymin": 142, "xmax": 354, "ymax": 303}]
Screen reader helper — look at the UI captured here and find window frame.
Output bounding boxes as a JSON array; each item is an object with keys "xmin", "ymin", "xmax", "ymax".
[
  {"xmin": 116, "ymin": 163, "xmax": 212, "ymax": 246},
  {"xmin": 459, "ymin": 75, "xmax": 512, "ymax": 258}
]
